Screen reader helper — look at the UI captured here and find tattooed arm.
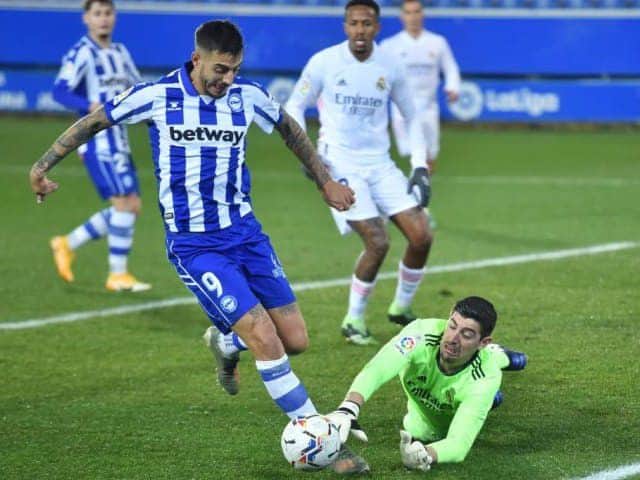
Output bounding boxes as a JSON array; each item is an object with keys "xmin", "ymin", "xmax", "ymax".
[
  {"xmin": 275, "ymin": 110, "xmax": 330, "ymax": 188},
  {"xmin": 30, "ymin": 107, "xmax": 112, "ymax": 203},
  {"xmin": 275, "ymin": 110, "xmax": 355, "ymax": 211}
]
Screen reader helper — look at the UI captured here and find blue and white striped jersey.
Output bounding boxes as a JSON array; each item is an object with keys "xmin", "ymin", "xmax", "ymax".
[
  {"xmin": 103, "ymin": 62, "xmax": 283, "ymax": 233},
  {"xmin": 54, "ymin": 35, "xmax": 140, "ymax": 157}
]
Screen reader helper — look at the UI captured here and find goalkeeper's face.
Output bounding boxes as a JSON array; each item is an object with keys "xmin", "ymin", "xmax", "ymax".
[
  {"xmin": 440, "ymin": 312, "xmax": 492, "ymax": 367},
  {"xmin": 191, "ymin": 49, "xmax": 243, "ymax": 98},
  {"xmin": 83, "ymin": 2, "xmax": 116, "ymax": 40}
]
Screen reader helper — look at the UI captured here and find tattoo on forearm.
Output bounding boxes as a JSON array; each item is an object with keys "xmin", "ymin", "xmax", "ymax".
[
  {"xmin": 33, "ymin": 108, "xmax": 111, "ymax": 174},
  {"xmin": 277, "ymin": 111, "xmax": 331, "ymax": 187}
]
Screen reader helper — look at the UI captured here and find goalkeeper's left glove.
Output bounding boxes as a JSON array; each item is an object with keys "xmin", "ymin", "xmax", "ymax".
[
  {"xmin": 399, "ymin": 430, "xmax": 433, "ymax": 471},
  {"xmin": 407, "ymin": 167, "xmax": 431, "ymax": 208},
  {"xmin": 326, "ymin": 400, "xmax": 368, "ymax": 444}
]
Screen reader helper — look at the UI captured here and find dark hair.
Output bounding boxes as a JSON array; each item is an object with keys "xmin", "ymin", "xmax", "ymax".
[
  {"xmin": 402, "ymin": 0, "xmax": 423, "ymax": 6},
  {"xmin": 344, "ymin": 0, "xmax": 380, "ymax": 19},
  {"xmin": 453, "ymin": 296, "xmax": 497, "ymax": 338},
  {"xmin": 195, "ymin": 20, "xmax": 244, "ymax": 56},
  {"xmin": 83, "ymin": 0, "xmax": 114, "ymax": 11}
]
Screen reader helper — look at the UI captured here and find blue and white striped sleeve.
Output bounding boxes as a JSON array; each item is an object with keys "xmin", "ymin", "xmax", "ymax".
[
  {"xmin": 248, "ymin": 82, "xmax": 282, "ymax": 134},
  {"xmin": 54, "ymin": 46, "xmax": 89, "ymax": 90},
  {"xmin": 103, "ymin": 82, "xmax": 155, "ymax": 125}
]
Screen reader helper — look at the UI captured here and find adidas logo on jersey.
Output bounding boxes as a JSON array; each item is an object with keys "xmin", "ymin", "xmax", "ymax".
[{"xmin": 169, "ymin": 126, "xmax": 245, "ymax": 145}]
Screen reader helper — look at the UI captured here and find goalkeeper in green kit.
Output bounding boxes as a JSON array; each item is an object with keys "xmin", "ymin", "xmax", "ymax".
[{"xmin": 327, "ymin": 296, "xmax": 527, "ymax": 472}]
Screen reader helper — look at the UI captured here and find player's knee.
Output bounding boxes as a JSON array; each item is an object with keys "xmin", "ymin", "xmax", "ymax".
[
  {"xmin": 365, "ymin": 232, "xmax": 390, "ymax": 259},
  {"xmin": 408, "ymin": 228, "xmax": 433, "ymax": 253},
  {"xmin": 111, "ymin": 195, "xmax": 141, "ymax": 215},
  {"xmin": 242, "ymin": 313, "xmax": 283, "ymax": 358},
  {"xmin": 283, "ymin": 328, "xmax": 309, "ymax": 355}
]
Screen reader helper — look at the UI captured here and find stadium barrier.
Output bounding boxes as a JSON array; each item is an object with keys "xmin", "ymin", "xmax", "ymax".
[{"xmin": 1, "ymin": 4, "xmax": 638, "ymax": 121}]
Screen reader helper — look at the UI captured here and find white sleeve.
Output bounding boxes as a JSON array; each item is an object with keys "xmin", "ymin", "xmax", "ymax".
[
  {"xmin": 284, "ymin": 53, "xmax": 324, "ymax": 132},
  {"xmin": 390, "ymin": 68, "xmax": 428, "ymax": 169},
  {"xmin": 54, "ymin": 47, "xmax": 90, "ymax": 90},
  {"xmin": 440, "ymin": 39, "xmax": 461, "ymax": 94},
  {"xmin": 249, "ymin": 82, "xmax": 282, "ymax": 134},
  {"xmin": 103, "ymin": 82, "xmax": 155, "ymax": 125}
]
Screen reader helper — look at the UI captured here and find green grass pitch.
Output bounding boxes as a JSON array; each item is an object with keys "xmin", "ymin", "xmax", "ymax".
[{"xmin": 1, "ymin": 115, "xmax": 639, "ymax": 479}]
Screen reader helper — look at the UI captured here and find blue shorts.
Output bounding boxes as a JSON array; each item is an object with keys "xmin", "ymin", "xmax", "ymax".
[
  {"xmin": 165, "ymin": 216, "xmax": 296, "ymax": 334},
  {"xmin": 82, "ymin": 150, "xmax": 140, "ymax": 200}
]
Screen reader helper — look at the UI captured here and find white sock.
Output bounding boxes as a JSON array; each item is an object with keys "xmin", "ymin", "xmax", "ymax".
[
  {"xmin": 256, "ymin": 355, "xmax": 317, "ymax": 419},
  {"xmin": 108, "ymin": 208, "xmax": 135, "ymax": 274},
  {"xmin": 67, "ymin": 208, "xmax": 110, "ymax": 250},
  {"xmin": 393, "ymin": 261, "xmax": 426, "ymax": 310},
  {"xmin": 347, "ymin": 275, "xmax": 376, "ymax": 319},
  {"xmin": 218, "ymin": 332, "xmax": 248, "ymax": 357}
]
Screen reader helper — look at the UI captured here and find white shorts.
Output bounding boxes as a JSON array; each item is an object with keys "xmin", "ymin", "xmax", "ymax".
[
  {"xmin": 321, "ymin": 147, "xmax": 419, "ymax": 235},
  {"xmin": 391, "ymin": 105, "xmax": 440, "ymax": 160}
]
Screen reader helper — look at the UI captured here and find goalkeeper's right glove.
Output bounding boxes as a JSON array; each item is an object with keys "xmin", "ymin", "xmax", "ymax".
[
  {"xmin": 326, "ymin": 400, "xmax": 368, "ymax": 444},
  {"xmin": 407, "ymin": 167, "xmax": 431, "ymax": 208},
  {"xmin": 399, "ymin": 430, "xmax": 433, "ymax": 471}
]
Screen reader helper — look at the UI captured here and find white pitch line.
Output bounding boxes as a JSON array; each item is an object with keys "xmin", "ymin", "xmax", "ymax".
[
  {"xmin": 572, "ymin": 462, "xmax": 640, "ymax": 480},
  {"xmin": 1, "ymin": 241, "xmax": 636, "ymax": 331}
]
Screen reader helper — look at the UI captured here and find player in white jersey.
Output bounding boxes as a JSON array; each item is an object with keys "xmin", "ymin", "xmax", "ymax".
[
  {"xmin": 49, "ymin": 0, "xmax": 149, "ymax": 292},
  {"xmin": 29, "ymin": 20, "xmax": 367, "ymax": 474},
  {"xmin": 380, "ymin": 0, "xmax": 460, "ymax": 172},
  {"xmin": 286, "ymin": 0, "xmax": 434, "ymax": 346}
]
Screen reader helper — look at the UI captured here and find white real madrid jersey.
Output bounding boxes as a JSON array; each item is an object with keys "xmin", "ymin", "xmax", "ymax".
[
  {"xmin": 286, "ymin": 41, "xmax": 425, "ymax": 165},
  {"xmin": 380, "ymin": 30, "xmax": 460, "ymax": 111}
]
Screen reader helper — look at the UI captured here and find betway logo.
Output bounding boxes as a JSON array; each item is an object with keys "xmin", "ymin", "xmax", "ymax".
[{"xmin": 169, "ymin": 126, "xmax": 245, "ymax": 145}]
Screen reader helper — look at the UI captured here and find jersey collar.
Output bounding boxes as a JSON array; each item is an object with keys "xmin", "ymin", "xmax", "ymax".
[{"xmin": 179, "ymin": 61, "xmax": 200, "ymax": 97}]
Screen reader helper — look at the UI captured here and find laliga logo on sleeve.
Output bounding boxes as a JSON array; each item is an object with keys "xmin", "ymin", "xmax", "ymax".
[
  {"xmin": 112, "ymin": 86, "xmax": 133, "ymax": 106},
  {"xmin": 448, "ymin": 81, "xmax": 483, "ymax": 121},
  {"xmin": 394, "ymin": 336, "xmax": 418, "ymax": 356},
  {"xmin": 227, "ymin": 92, "xmax": 243, "ymax": 112}
]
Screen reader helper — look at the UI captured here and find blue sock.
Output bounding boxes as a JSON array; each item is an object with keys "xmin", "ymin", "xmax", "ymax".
[
  {"xmin": 67, "ymin": 207, "xmax": 110, "ymax": 250},
  {"xmin": 256, "ymin": 355, "xmax": 317, "ymax": 419}
]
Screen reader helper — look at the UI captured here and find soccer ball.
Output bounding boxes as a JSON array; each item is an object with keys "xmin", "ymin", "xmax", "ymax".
[{"xmin": 281, "ymin": 414, "xmax": 341, "ymax": 470}]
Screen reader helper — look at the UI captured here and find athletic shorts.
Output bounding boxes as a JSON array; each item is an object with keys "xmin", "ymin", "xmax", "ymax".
[
  {"xmin": 321, "ymin": 146, "xmax": 418, "ymax": 235},
  {"xmin": 82, "ymin": 150, "xmax": 140, "ymax": 200},
  {"xmin": 165, "ymin": 217, "xmax": 296, "ymax": 334},
  {"xmin": 391, "ymin": 105, "xmax": 440, "ymax": 160}
]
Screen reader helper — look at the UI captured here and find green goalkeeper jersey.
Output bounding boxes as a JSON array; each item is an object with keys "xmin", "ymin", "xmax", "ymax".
[{"xmin": 350, "ymin": 318, "xmax": 509, "ymax": 463}]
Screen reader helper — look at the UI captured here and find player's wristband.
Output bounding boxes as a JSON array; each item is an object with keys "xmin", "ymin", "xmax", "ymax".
[{"xmin": 337, "ymin": 400, "xmax": 360, "ymax": 419}]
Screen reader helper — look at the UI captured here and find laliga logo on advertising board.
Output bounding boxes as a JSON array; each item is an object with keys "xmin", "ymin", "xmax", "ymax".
[
  {"xmin": 267, "ymin": 77, "xmax": 296, "ymax": 105},
  {"xmin": 448, "ymin": 81, "xmax": 484, "ymax": 121},
  {"xmin": 448, "ymin": 81, "xmax": 560, "ymax": 120}
]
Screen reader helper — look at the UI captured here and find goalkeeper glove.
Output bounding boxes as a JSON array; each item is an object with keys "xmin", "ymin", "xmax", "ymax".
[
  {"xmin": 407, "ymin": 167, "xmax": 431, "ymax": 208},
  {"xmin": 326, "ymin": 400, "xmax": 368, "ymax": 444},
  {"xmin": 399, "ymin": 430, "xmax": 433, "ymax": 471}
]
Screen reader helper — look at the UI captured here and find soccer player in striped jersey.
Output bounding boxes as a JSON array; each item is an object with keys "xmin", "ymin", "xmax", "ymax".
[
  {"xmin": 50, "ymin": 0, "xmax": 149, "ymax": 292},
  {"xmin": 30, "ymin": 20, "xmax": 354, "ymax": 427},
  {"xmin": 327, "ymin": 296, "xmax": 527, "ymax": 471}
]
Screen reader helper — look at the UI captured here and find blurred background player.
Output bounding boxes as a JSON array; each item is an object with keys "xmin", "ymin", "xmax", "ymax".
[
  {"xmin": 286, "ymin": 0, "xmax": 433, "ymax": 346},
  {"xmin": 50, "ymin": 0, "xmax": 149, "ymax": 292},
  {"xmin": 327, "ymin": 296, "xmax": 527, "ymax": 471},
  {"xmin": 381, "ymin": 0, "xmax": 460, "ymax": 205}
]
